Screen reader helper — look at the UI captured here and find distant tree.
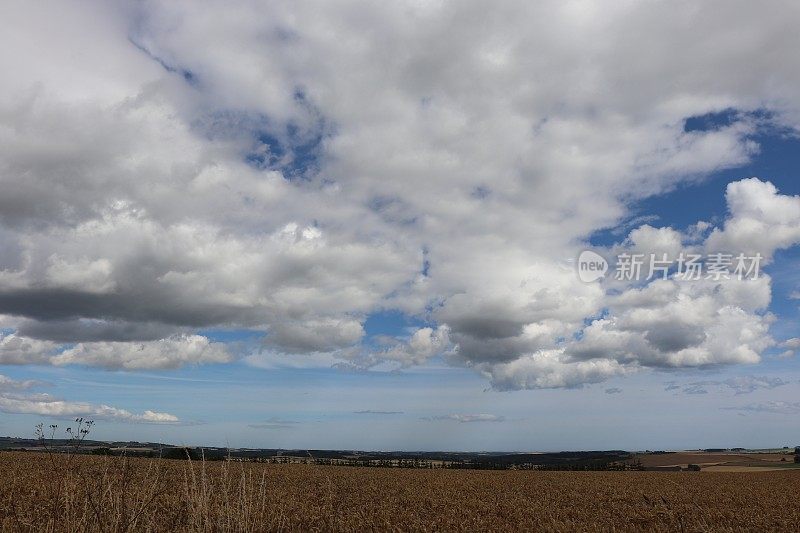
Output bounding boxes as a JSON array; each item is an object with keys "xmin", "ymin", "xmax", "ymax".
[{"xmin": 162, "ymin": 447, "xmax": 200, "ymax": 461}]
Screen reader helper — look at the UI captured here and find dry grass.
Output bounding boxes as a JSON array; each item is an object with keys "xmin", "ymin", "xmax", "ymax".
[{"xmin": 1, "ymin": 451, "xmax": 799, "ymax": 532}]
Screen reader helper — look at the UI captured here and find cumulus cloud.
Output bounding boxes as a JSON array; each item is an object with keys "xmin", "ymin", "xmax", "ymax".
[
  {"xmin": 53, "ymin": 335, "xmax": 233, "ymax": 370},
  {"xmin": 265, "ymin": 318, "xmax": 364, "ymax": 354},
  {"xmin": 0, "ymin": 0, "xmax": 799, "ymax": 390},
  {"xmin": 363, "ymin": 326, "xmax": 452, "ymax": 368},
  {"xmin": 706, "ymin": 179, "xmax": 800, "ymax": 260},
  {"xmin": 0, "ymin": 334, "xmax": 59, "ymax": 365},
  {"xmin": 623, "ymin": 225, "xmax": 685, "ymax": 262},
  {"xmin": 566, "ymin": 278, "xmax": 774, "ymax": 369},
  {"xmin": 481, "ymin": 350, "xmax": 630, "ymax": 391},
  {"xmin": 0, "ymin": 374, "xmax": 178, "ymax": 423}
]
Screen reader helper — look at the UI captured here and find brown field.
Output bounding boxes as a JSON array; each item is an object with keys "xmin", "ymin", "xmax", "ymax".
[
  {"xmin": 1, "ymin": 451, "xmax": 799, "ymax": 532},
  {"xmin": 632, "ymin": 451, "xmax": 798, "ymax": 469},
  {"xmin": 701, "ymin": 465, "xmax": 790, "ymax": 472}
]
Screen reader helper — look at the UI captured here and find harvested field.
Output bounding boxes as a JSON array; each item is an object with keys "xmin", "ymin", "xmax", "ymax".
[
  {"xmin": 702, "ymin": 465, "xmax": 790, "ymax": 472},
  {"xmin": 631, "ymin": 451, "xmax": 798, "ymax": 469},
  {"xmin": 1, "ymin": 451, "xmax": 799, "ymax": 532}
]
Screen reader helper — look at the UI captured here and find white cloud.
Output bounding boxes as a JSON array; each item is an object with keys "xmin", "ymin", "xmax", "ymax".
[
  {"xmin": 624, "ymin": 225, "xmax": 685, "ymax": 261},
  {"xmin": 482, "ymin": 350, "xmax": 631, "ymax": 391},
  {"xmin": 54, "ymin": 335, "xmax": 232, "ymax": 370},
  {"xmin": 0, "ymin": 333, "xmax": 231, "ymax": 370},
  {"xmin": 782, "ymin": 338, "xmax": 800, "ymax": 349},
  {"xmin": 706, "ymin": 178, "xmax": 800, "ymax": 260},
  {"xmin": 0, "ymin": 374, "xmax": 178, "ymax": 424},
  {"xmin": 365, "ymin": 326, "xmax": 452, "ymax": 368},
  {"xmin": 0, "ymin": 334, "xmax": 59, "ymax": 365},
  {"xmin": 0, "ymin": 374, "xmax": 40, "ymax": 391},
  {"xmin": 0, "ymin": 396, "xmax": 178, "ymax": 424},
  {"xmin": 777, "ymin": 339, "xmax": 798, "ymax": 359}
]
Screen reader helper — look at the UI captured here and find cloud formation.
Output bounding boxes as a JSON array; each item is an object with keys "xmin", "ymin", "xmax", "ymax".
[
  {"xmin": 0, "ymin": 1, "xmax": 799, "ymax": 390},
  {"xmin": 0, "ymin": 374, "xmax": 179, "ymax": 423},
  {"xmin": 0, "ymin": 333, "xmax": 231, "ymax": 370}
]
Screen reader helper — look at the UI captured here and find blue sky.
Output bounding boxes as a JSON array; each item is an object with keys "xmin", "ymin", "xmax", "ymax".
[{"xmin": 1, "ymin": 1, "xmax": 800, "ymax": 451}]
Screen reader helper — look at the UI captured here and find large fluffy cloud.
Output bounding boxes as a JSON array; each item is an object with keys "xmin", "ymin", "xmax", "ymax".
[
  {"xmin": 1, "ymin": 1, "xmax": 799, "ymax": 386},
  {"xmin": 706, "ymin": 178, "xmax": 800, "ymax": 260}
]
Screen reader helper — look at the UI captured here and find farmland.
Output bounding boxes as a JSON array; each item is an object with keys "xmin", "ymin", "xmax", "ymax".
[
  {"xmin": 1, "ymin": 451, "xmax": 799, "ymax": 532},
  {"xmin": 630, "ymin": 450, "xmax": 800, "ymax": 472}
]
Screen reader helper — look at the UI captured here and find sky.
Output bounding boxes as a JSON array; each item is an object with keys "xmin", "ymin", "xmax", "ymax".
[{"xmin": 1, "ymin": 0, "xmax": 800, "ymax": 451}]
